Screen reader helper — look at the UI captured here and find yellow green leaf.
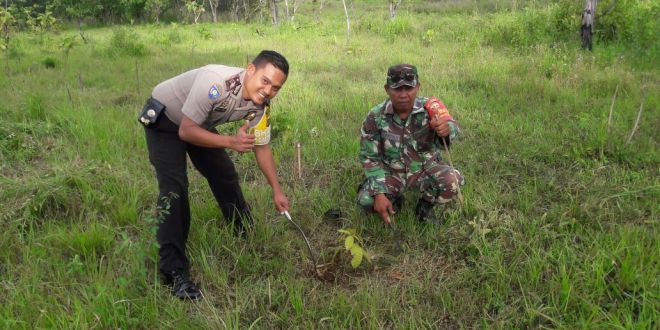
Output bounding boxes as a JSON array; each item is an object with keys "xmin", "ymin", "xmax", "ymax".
[
  {"xmin": 350, "ymin": 245, "xmax": 363, "ymax": 258},
  {"xmin": 344, "ymin": 236, "xmax": 354, "ymax": 250},
  {"xmin": 351, "ymin": 252, "xmax": 363, "ymax": 268}
]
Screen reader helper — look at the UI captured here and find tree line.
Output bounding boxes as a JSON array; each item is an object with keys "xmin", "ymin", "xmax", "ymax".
[{"xmin": 1, "ymin": 0, "xmax": 317, "ymax": 27}]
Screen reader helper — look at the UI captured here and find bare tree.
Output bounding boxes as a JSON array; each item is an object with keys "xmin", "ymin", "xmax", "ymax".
[
  {"xmin": 389, "ymin": 0, "xmax": 402, "ymax": 19},
  {"xmin": 207, "ymin": 0, "xmax": 219, "ymax": 23},
  {"xmin": 269, "ymin": 0, "xmax": 279, "ymax": 25},
  {"xmin": 341, "ymin": 0, "xmax": 350, "ymax": 43},
  {"xmin": 313, "ymin": 0, "xmax": 325, "ymax": 22},
  {"xmin": 290, "ymin": 0, "xmax": 303, "ymax": 21},
  {"xmin": 284, "ymin": 0, "xmax": 290, "ymax": 21},
  {"xmin": 243, "ymin": 0, "xmax": 249, "ymax": 21},
  {"xmin": 581, "ymin": 0, "xmax": 597, "ymax": 51}
]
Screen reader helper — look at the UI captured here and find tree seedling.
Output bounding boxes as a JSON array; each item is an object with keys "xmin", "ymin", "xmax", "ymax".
[{"xmin": 338, "ymin": 228, "xmax": 371, "ymax": 268}]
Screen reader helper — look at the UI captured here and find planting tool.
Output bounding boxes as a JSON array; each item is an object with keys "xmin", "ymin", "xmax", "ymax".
[{"xmin": 282, "ymin": 211, "xmax": 320, "ymax": 274}]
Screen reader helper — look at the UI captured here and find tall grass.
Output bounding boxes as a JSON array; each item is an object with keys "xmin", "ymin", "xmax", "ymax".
[{"xmin": 1, "ymin": 2, "xmax": 658, "ymax": 328}]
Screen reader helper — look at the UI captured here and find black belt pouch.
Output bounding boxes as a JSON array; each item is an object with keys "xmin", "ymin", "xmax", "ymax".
[{"xmin": 138, "ymin": 97, "xmax": 166, "ymax": 127}]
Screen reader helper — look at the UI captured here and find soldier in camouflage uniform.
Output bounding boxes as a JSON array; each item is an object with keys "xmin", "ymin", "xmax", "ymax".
[{"xmin": 357, "ymin": 64, "xmax": 465, "ymax": 225}]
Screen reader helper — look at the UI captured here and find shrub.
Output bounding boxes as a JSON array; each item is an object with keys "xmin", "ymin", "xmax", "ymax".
[
  {"xmin": 41, "ymin": 56, "xmax": 56, "ymax": 69},
  {"xmin": 107, "ymin": 27, "xmax": 147, "ymax": 57}
]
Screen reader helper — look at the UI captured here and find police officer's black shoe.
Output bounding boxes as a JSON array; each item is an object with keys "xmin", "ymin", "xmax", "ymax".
[
  {"xmin": 415, "ymin": 199, "xmax": 442, "ymax": 225},
  {"xmin": 165, "ymin": 269, "xmax": 202, "ymax": 301},
  {"xmin": 391, "ymin": 195, "xmax": 404, "ymax": 212}
]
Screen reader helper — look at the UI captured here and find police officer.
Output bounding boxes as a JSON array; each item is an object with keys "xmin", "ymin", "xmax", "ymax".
[
  {"xmin": 140, "ymin": 50, "xmax": 290, "ymax": 300},
  {"xmin": 357, "ymin": 64, "xmax": 465, "ymax": 225}
]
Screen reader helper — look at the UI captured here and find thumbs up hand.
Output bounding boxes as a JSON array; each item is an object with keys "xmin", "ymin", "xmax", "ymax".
[{"xmin": 231, "ymin": 121, "xmax": 256, "ymax": 152}]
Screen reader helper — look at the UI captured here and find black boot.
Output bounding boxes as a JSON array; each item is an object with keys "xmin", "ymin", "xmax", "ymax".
[
  {"xmin": 415, "ymin": 199, "xmax": 441, "ymax": 225},
  {"xmin": 164, "ymin": 269, "xmax": 202, "ymax": 300}
]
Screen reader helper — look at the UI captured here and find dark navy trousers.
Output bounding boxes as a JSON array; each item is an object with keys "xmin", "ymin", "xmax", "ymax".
[{"xmin": 144, "ymin": 115, "xmax": 249, "ymax": 274}]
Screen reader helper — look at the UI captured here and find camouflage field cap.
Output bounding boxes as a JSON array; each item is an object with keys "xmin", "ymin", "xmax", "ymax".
[{"xmin": 386, "ymin": 64, "xmax": 418, "ymax": 88}]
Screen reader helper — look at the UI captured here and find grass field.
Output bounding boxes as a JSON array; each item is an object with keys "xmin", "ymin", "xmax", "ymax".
[{"xmin": 1, "ymin": 1, "xmax": 658, "ymax": 328}]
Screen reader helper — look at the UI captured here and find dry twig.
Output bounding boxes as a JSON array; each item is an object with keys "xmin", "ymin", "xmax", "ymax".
[{"xmin": 625, "ymin": 99, "xmax": 644, "ymax": 147}]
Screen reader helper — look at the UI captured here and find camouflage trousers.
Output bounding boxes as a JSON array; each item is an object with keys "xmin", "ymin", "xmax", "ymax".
[{"xmin": 356, "ymin": 161, "xmax": 465, "ymax": 211}]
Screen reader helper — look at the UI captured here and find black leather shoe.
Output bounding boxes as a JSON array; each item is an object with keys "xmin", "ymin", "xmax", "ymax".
[
  {"xmin": 415, "ymin": 199, "xmax": 442, "ymax": 225},
  {"xmin": 165, "ymin": 269, "xmax": 202, "ymax": 300}
]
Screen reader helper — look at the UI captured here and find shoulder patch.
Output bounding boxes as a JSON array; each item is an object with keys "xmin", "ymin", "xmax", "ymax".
[
  {"xmin": 208, "ymin": 84, "xmax": 222, "ymax": 99},
  {"xmin": 225, "ymin": 75, "xmax": 242, "ymax": 96}
]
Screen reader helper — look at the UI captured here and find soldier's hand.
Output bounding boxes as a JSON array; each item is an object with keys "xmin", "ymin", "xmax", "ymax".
[
  {"xmin": 231, "ymin": 121, "xmax": 256, "ymax": 152},
  {"xmin": 373, "ymin": 194, "xmax": 394, "ymax": 225},
  {"xmin": 430, "ymin": 115, "xmax": 451, "ymax": 137}
]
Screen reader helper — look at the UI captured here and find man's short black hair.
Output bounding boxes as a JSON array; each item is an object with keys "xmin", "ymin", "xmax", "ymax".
[{"xmin": 252, "ymin": 50, "xmax": 289, "ymax": 76}]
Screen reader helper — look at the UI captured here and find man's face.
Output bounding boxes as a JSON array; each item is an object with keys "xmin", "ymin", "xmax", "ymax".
[
  {"xmin": 385, "ymin": 84, "xmax": 420, "ymax": 113},
  {"xmin": 243, "ymin": 63, "xmax": 287, "ymax": 105}
]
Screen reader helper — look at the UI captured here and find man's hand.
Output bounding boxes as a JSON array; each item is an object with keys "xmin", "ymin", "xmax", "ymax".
[
  {"xmin": 231, "ymin": 121, "xmax": 256, "ymax": 152},
  {"xmin": 373, "ymin": 194, "xmax": 394, "ymax": 224},
  {"xmin": 273, "ymin": 190, "xmax": 289, "ymax": 213},
  {"xmin": 430, "ymin": 115, "xmax": 451, "ymax": 137}
]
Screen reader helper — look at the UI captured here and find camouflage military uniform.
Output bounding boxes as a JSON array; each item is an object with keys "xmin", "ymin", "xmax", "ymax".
[{"xmin": 357, "ymin": 96, "xmax": 465, "ymax": 210}]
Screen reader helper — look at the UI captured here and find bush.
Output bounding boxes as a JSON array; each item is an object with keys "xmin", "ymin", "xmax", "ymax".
[
  {"xmin": 41, "ymin": 56, "xmax": 56, "ymax": 69},
  {"xmin": 107, "ymin": 27, "xmax": 147, "ymax": 57},
  {"xmin": 549, "ymin": 0, "xmax": 582, "ymax": 39},
  {"xmin": 597, "ymin": 0, "xmax": 658, "ymax": 48},
  {"xmin": 383, "ymin": 15, "xmax": 415, "ymax": 38},
  {"xmin": 355, "ymin": 14, "xmax": 416, "ymax": 39},
  {"xmin": 485, "ymin": 9, "xmax": 554, "ymax": 48}
]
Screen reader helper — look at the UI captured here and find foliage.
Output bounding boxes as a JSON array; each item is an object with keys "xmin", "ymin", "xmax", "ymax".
[
  {"xmin": 421, "ymin": 28, "xmax": 434, "ymax": 46},
  {"xmin": 0, "ymin": 5, "xmax": 16, "ymax": 52},
  {"xmin": 196, "ymin": 24, "xmax": 212, "ymax": 39},
  {"xmin": 145, "ymin": 0, "xmax": 167, "ymax": 23},
  {"xmin": 596, "ymin": 0, "xmax": 659, "ymax": 56},
  {"xmin": 51, "ymin": 0, "xmax": 103, "ymax": 23},
  {"xmin": 0, "ymin": 3, "xmax": 657, "ymax": 328},
  {"xmin": 185, "ymin": 0, "xmax": 205, "ymax": 24},
  {"xmin": 106, "ymin": 27, "xmax": 146, "ymax": 57},
  {"xmin": 41, "ymin": 56, "xmax": 56, "ymax": 68},
  {"xmin": 548, "ymin": 0, "xmax": 581, "ymax": 39},
  {"xmin": 18, "ymin": 5, "xmax": 58, "ymax": 32},
  {"xmin": 59, "ymin": 34, "xmax": 77, "ymax": 56},
  {"xmin": 338, "ymin": 229, "xmax": 370, "ymax": 268}
]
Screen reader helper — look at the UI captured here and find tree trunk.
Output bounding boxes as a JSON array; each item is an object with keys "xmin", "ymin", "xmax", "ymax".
[
  {"xmin": 341, "ymin": 0, "xmax": 350, "ymax": 43},
  {"xmin": 269, "ymin": 0, "xmax": 279, "ymax": 25},
  {"xmin": 291, "ymin": 0, "xmax": 302, "ymax": 21},
  {"xmin": 581, "ymin": 0, "xmax": 597, "ymax": 51},
  {"xmin": 389, "ymin": 0, "xmax": 401, "ymax": 19},
  {"xmin": 208, "ymin": 0, "xmax": 218, "ymax": 23}
]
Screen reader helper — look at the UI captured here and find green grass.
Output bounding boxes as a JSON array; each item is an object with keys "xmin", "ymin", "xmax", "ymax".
[{"xmin": 1, "ymin": 2, "xmax": 658, "ymax": 329}]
